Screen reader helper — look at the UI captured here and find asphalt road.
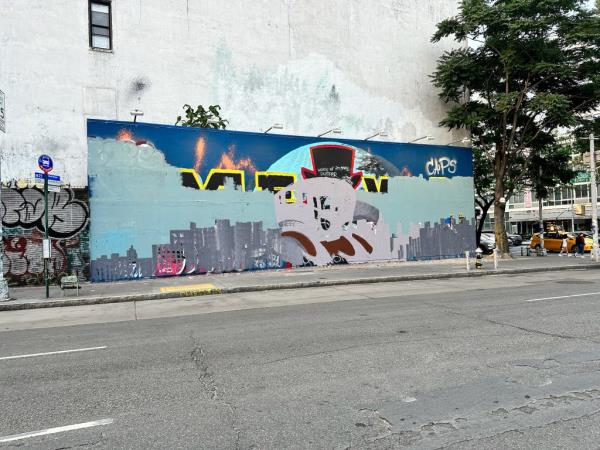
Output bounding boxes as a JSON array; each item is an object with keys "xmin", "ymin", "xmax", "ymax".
[{"xmin": 2, "ymin": 269, "xmax": 600, "ymax": 449}]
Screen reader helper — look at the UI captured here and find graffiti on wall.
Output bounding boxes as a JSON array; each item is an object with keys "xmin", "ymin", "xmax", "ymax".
[
  {"xmin": 426, "ymin": 156, "xmax": 457, "ymax": 177},
  {"xmin": 88, "ymin": 119, "xmax": 476, "ymax": 282},
  {"xmin": 1, "ymin": 186, "xmax": 90, "ymax": 285}
]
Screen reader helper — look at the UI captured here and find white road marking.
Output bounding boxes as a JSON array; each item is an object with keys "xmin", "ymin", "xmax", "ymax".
[
  {"xmin": 526, "ymin": 291, "xmax": 600, "ymax": 303},
  {"xmin": 0, "ymin": 419, "xmax": 113, "ymax": 443},
  {"xmin": 401, "ymin": 397, "xmax": 417, "ymax": 403},
  {"xmin": 0, "ymin": 346, "xmax": 107, "ymax": 361}
]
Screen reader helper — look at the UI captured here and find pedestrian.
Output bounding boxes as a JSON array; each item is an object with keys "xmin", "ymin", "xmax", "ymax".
[
  {"xmin": 577, "ymin": 233, "xmax": 585, "ymax": 257},
  {"xmin": 560, "ymin": 235, "xmax": 568, "ymax": 256}
]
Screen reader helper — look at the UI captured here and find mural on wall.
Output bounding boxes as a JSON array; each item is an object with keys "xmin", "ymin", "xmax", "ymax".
[
  {"xmin": 87, "ymin": 119, "xmax": 475, "ymax": 282},
  {"xmin": 1, "ymin": 185, "xmax": 90, "ymax": 285}
]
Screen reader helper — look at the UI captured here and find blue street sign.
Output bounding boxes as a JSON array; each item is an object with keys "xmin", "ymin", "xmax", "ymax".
[
  {"xmin": 38, "ymin": 154, "xmax": 53, "ymax": 173},
  {"xmin": 35, "ymin": 172, "xmax": 60, "ymax": 182}
]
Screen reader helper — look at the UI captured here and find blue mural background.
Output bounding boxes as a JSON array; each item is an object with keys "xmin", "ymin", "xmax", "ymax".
[{"xmin": 87, "ymin": 120, "xmax": 473, "ymax": 184}]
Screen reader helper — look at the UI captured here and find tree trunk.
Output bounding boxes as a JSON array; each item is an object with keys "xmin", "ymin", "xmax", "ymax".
[
  {"xmin": 493, "ymin": 145, "xmax": 511, "ymax": 257},
  {"xmin": 493, "ymin": 199, "xmax": 510, "ymax": 256}
]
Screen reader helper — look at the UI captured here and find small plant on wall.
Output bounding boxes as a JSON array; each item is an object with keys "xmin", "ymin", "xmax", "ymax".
[{"xmin": 175, "ymin": 104, "xmax": 228, "ymax": 129}]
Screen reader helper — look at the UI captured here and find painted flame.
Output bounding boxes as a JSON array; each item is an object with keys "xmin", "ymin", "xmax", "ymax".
[
  {"xmin": 193, "ymin": 137, "xmax": 206, "ymax": 172},
  {"xmin": 217, "ymin": 146, "xmax": 256, "ymax": 172},
  {"xmin": 117, "ymin": 129, "xmax": 134, "ymax": 141}
]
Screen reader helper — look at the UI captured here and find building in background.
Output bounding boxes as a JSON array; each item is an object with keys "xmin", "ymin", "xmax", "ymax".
[
  {"xmin": 487, "ymin": 171, "xmax": 596, "ymax": 237},
  {"xmin": 0, "ymin": 0, "xmax": 469, "ymax": 285},
  {"xmin": 0, "ymin": 0, "xmax": 466, "ymax": 186}
]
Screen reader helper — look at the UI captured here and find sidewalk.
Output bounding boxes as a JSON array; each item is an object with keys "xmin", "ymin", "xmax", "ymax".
[{"xmin": 1, "ymin": 254, "xmax": 598, "ymax": 311}]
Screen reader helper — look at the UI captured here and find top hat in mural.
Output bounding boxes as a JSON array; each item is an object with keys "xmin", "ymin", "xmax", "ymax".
[{"xmin": 301, "ymin": 144, "xmax": 363, "ymax": 189}]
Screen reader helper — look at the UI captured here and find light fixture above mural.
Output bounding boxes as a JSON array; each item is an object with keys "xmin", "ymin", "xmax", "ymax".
[
  {"xmin": 130, "ymin": 109, "xmax": 144, "ymax": 123},
  {"xmin": 317, "ymin": 128, "xmax": 342, "ymax": 138},
  {"xmin": 364, "ymin": 131, "xmax": 388, "ymax": 141},
  {"xmin": 446, "ymin": 137, "xmax": 471, "ymax": 145},
  {"xmin": 264, "ymin": 123, "xmax": 284, "ymax": 133},
  {"xmin": 410, "ymin": 135, "xmax": 435, "ymax": 143}
]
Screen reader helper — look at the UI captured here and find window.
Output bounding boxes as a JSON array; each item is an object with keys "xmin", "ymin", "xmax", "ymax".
[{"xmin": 89, "ymin": 1, "xmax": 112, "ymax": 50}]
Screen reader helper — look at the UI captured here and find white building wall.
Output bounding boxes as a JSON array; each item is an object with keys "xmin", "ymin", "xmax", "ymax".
[{"xmin": 0, "ymin": 0, "xmax": 465, "ymax": 187}]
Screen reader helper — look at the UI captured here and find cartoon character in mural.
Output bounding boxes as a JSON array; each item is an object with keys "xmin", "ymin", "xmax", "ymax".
[{"xmin": 274, "ymin": 144, "xmax": 395, "ymax": 266}]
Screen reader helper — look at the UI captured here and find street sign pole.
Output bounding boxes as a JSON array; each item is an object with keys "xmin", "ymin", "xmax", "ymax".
[
  {"xmin": 38, "ymin": 154, "xmax": 53, "ymax": 298},
  {"xmin": 44, "ymin": 172, "xmax": 49, "ymax": 298}
]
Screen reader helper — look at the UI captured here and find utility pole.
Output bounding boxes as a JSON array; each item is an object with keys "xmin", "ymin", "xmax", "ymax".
[
  {"xmin": 538, "ymin": 165, "xmax": 545, "ymax": 255},
  {"xmin": 571, "ymin": 186, "xmax": 575, "ymax": 232},
  {"xmin": 590, "ymin": 133, "xmax": 599, "ymax": 262}
]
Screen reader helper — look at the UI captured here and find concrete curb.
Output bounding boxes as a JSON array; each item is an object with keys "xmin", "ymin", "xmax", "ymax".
[{"xmin": 1, "ymin": 263, "xmax": 598, "ymax": 311}]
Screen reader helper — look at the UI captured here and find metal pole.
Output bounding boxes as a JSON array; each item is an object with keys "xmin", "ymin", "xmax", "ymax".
[
  {"xmin": 590, "ymin": 133, "xmax": 599, "ymax": 262},
  {"xmin": 571, "ymin": 186, "xmax": 575, "ymax": 232},
  {"xmin": 538, "ymin": 166, "xmax": 545, "ymax": 255},
  {"xmin": 0, "ymin": 144, "xmax": 8, "ymax": 300},
  {"xmin": 44, "ymin": 172, "xmax": 49, "ymax": 298},
  {"xmin": 465, "ymin": 250, "xmax": 470, "ymax": 271}
]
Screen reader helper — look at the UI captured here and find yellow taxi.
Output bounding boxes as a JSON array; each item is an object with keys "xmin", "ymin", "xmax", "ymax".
[{"xmin": 530, "ymin": 231, "xmax": 593, "ymax": 253}]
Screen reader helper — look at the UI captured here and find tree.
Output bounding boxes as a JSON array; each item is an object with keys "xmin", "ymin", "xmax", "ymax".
[
  {"xmin": 528, "ymin": 145, "xmax": 576, "ymax": 200},
  {"xmin": 431, "ymin": 0, "xmax": 600, "ymax": 255},
  {"xmin": 175, "ymin": 104, "xmax": 228, "ymax": 129},
  {"xmin": 473, "ymin": 139, "xmax": 575, "ymax": 246}
]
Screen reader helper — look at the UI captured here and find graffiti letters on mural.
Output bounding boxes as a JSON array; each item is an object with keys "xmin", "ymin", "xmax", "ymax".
[
  {"xmin": 426, "ymin": 157, "xmax": 457, "ymax": 177},
  {"xmin": 179, "ymin": 167, "xmax": 390, "ymax": 193}
]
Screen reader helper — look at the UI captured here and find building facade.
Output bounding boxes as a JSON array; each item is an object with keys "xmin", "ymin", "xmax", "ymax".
[
  {"xmin": 0, "ymin": 0, "xmax": 468, "ymax": 284},
  {"xmin": 487, "ymin": 172, "xmax": 597, "ymax": 237}
]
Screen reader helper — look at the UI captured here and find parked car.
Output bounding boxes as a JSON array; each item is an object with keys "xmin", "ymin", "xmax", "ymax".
[
  {"xmin": 507, "ymin": 233, "xmax": 523, "ymax": 246},
  {"xmin": 482, "ymin": 231, "xmax": 520, "ymax": 246},
  {"xmin": 529, "ymin": 231, "xmax": 593, "ymax": 253},
  {"xmin": 479, "ymin": 233, "xmax": 496, "ymax": 254}
]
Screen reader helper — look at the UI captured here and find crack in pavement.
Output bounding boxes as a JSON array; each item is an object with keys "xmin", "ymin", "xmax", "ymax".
[
  {"xmin": 421, "ymin": 301, "xmax": 600, "ymax": 344},
  {"xmin": 189, "ymin": 334, "xmax": 242, "ymax": 450},
  {"xmin": 433, "ymin": 408, "xmax": 600, "ymax": 450},
  {"xmin": 355, "ymin": 408, "xmax": 395, "ymax": 445},
  {"xmin": 262, "ymin": 332, "xmax": 511, "ymax": 367},
  {"xmin": 52, "ymin": 438, "xmax": 104, "ymax": 450},
  {"xmin": 368, "ymin": 387, "xmax": 600, "ymax": 448}
]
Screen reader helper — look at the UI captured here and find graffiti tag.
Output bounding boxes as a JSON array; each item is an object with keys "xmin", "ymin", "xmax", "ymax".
[
  {"xmin": 2, "ymin": 232, "xmax": 81, "ymax": 280},
  {"xmin": 1, "ymin": 187, "xmax": 89, "ymax": 238},
  {"xmin": 425, "ymin": 157, "xmax": 457, "ymax": 177}
]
